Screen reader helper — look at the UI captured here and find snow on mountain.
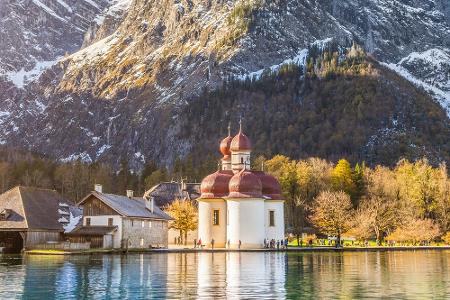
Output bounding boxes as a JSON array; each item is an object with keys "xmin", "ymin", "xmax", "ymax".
[
  {"xmin": 4, "ymin": 58, "xmax": 61, "ymax": 88},
  {"xmin": 0, "ymin": 0, "xmax": 449, "ymax": 169},
  {"xmin": 0, "ymin": 0, "xmax": 110, "ymax": 73},
  {"xmin": 383, "ymin": 48, "xmax": 450, "ymax": 117}
]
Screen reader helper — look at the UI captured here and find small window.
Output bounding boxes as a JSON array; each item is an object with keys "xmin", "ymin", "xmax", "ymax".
[
  {"xmin": 213, "ymin": 210, "xmax": 220, "ymax": 226},
  {"xmin": 86, "ymin": 217, "xmax": 91, "ymax": 226},
  {"xmin": 269, "ymin": 211, "xmax": 275, "ymax": 227},
  {"xmin": 142, "ymin": 221, "xmax": 145, "ymax": 228},
  {"xmin": 108, "ymin": 218, "xmax": 113, "ymax": 226}
]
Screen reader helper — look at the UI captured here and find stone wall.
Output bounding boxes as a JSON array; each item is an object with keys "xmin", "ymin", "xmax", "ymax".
[{"xmin": 121, "ymin": 218, "xmax": 168, "ymax": 249}]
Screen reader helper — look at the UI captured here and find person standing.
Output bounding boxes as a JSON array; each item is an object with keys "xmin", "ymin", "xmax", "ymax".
[
  {"xmin": 227, "ymin": 239, "xmax": 231, "ymax": 249},
  {"xmin": 211, "ymin": 238, "xmax": 215, "ymax": 250},
  {"xmin": 194, "ymin": 238, "xmax": 197, "ymax": 249},
  {"xmin": 264, "ymin": 238, "xmax": 267, "ymax": 249},
  {"xmin": 198, "ymin": 238, "xmax": 202, "ymax": 248},
  {"xmin": 277, "ymin": 240, "xmax": 280, "ymax": 250},
  {"xmin": 239, "ymin": 240, "xmax": 242, "ymax": 249}
]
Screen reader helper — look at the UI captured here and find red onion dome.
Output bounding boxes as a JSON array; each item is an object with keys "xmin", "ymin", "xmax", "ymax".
[
  {"xmin": 230, "ymin": 130, "xmax": 251, "ymax": 152},
  {"xmin": 228, "ymin": 169, "xmax": 262, "ymax": 198},
  {"xmin": 254, "ymin": 171, "xmax": 283, "ymax": 200},
  {"xmin": 200, "ymin": 170, "xmax": 233, "ymax": 198},
  {"xmin": 220, "ymin": 135, "xmax": 233, "ymax": 156}
]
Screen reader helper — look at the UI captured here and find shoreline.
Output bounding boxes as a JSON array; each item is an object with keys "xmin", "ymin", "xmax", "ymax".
[{"xmin": 22, "ymin": 246, "xmax": 450, "ymax": 255}]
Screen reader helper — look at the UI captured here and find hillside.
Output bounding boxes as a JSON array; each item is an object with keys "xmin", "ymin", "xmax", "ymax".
[{"xmin": 0, "ymin": 0, "xmax": 449, "ymax": 170}]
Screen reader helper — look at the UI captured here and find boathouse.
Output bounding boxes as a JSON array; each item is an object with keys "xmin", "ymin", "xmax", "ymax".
[
  {"xmin": 0, "ymin": 186, "xmax": 80, "ymax": 253},
  {"xmin": 68, "ymin": 185, "xmax": 173, "ymax": 249}
]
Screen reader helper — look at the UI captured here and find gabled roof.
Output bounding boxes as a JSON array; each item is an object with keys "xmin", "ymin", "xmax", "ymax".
[
  {"xmin": 146, "ymin": 182, "xmax": 200, "ymax": 207},
  {"xmin": 0, "ymin": 186, "xmax": 68, "ymax": 231},
  {"xmin": 66, "ymin": 226, "xmax": 118, "ymax": 236},
  {"xmin": 79, "ymin": 191, "xmax": 173, "ymax": 221}
]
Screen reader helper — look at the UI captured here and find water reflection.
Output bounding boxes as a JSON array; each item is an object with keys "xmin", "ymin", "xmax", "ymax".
[{"xmin": 0, "ymin": 251, "xmax": 449, "ymax": 299}]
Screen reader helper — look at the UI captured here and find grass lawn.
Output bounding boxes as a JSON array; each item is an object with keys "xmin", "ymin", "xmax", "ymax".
[{"xmin": 26, "ymin": 249, "xmax": 70, "ymax": 255}]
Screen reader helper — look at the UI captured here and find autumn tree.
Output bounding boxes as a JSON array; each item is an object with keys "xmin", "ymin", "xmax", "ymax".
[
  {"xmin": 265, "ymin": 155, "xmax": 304, "ymax": 244},
  {"xmin": 442, "ymin": 232, "xmax": 450, "ymax": 245},
  {"xmin": 331, "ymin": 159, "xmax": 356, "ymax": 204},
  {"xmin": 386, "ymin": 218, "xmax": 440, "ymax": 245},
  {"xmin": 353, "ymin": 166, "xmax": 401, "ymax": 244},
  {"xmin": 164, "ymin": 199, "xmax": 198, "ymax": 245},
  {"xmin": 310, "ymin": 191, "xmax": 354, "ymax": 247}
]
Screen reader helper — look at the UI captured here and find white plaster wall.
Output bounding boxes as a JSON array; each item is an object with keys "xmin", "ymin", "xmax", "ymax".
[
  {"xmin": 222, "ymin": 159, "xmax": 232, "ymax": 171},
  {"xmin": 227, "ymin": 199, "xmax": 265, "ymax": 249},
  {"xmin": 84, "ymin": 215, "xmax": 123, "ymax": 248},
  {"xmin": 197, "ymin": 199, "xmax": 227, "ymax": 247},
  {"xmin": 231, "ymin": 151, "xmax": 251, "ymax": 172},
  {"xmin": 264, "ymin": 201, "xmax": 285, "ymax": 241}
]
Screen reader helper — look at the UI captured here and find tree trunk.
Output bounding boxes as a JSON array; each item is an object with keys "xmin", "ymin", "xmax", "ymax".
[
  {"xmin": 184, "ymin": 231, "xmax": 188, "ymax": 246},
  {"xmin": 337, "ymin": 233, "xmax": 341, "ymax": 248}
]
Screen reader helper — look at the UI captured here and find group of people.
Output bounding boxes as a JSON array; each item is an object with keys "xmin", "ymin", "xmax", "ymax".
[
  {"xmin": 191, "ymin": 238, "xmax": 290, "ymax": 249},
  {"xmin": 264, "ymin": 238, "xmax": 289, "ymax": 250}
]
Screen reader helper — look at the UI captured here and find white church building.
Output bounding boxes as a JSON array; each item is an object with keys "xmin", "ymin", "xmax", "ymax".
[{"xmin": 198, "ymin": 123, "xmax": 285, "ymax": 249}]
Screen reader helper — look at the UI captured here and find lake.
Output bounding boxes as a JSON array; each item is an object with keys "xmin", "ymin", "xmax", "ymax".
[{"xmin": 0, "ymin": 251, "xmax": 449, "ymax": 299}]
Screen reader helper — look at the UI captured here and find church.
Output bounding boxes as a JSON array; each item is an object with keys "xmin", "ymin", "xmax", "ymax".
[{"xmin": 198, "ymin": 123, "xmax": 285, "ymax": 249}]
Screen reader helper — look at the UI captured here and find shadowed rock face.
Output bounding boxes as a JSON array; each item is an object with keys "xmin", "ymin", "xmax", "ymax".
[
  {"xmin": 0, "ymin": 0, "xmax": 449, "ymax": 170},
  {"xmin": 0, "ymin": 0, "xmax": 110, "ymax": 73}
]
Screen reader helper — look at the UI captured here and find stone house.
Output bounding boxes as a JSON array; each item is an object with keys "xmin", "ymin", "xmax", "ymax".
[
  {"xmin": 68, "ymin": 185, "xmax": 172, "ymax": 249},
  {"xmin": 144, "ymin": 181, "xmax": 200, "ymax": 245}
]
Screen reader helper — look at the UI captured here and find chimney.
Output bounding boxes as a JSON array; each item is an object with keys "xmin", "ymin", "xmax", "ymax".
[
  {"xmin": 146, "ymin": 196, "xmax": 155, "ymax": 213},
  {"xmin": 126, "ymin": 190, "xmax": 134, "ymax": 198},
  {"xmin": 94, "ymin": 184, "xmax": 102, "ymax": 193}
]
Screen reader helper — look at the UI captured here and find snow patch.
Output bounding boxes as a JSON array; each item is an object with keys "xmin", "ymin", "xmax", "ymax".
[
  {"xmin": 63, "ymin": 212, "xmax": 82, "ymax": 233},
  {"xmin": 96, "ymin": 144, "xmax": 111, "ymax": 157},
  {"xmin": 382, "ymin": 62, "xmax": 450, "ymax": 118},
  {"xmin": 32, "ymin": 0, "xmax": 67, "ymax": 22},
  {"xmin": 61, "ymin": 152, "xmax": 93, "ymax": 163},
  {"xmin": 5, "ymin": 58, "xmax": 61, "ymax": 88}
]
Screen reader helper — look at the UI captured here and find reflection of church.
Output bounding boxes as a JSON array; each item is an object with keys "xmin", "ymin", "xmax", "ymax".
[{"xmin": 198, "ymin": 122, "xmax": 285, "ymax": 249}]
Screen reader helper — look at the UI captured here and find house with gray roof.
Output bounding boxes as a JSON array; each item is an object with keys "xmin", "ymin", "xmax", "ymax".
[
  {"xmin": 144, "ymin": 181, "xmax": 200, "ymax": 246},
  {"xmin": 69, "ymin": 185, "xmax": 173, "ymax": 249},
  {"xmin": 0, "ymin": 186, "xmax": 81, "ymax": 253}
]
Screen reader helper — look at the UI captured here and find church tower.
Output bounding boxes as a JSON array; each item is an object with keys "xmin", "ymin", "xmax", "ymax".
[
  {"xmin": 198, "ymin": 121, "xmax": 285, "ymax": 249},
  {"xmin": 220, "ymin": 124, "xmax": 232, "ymax": 171},
  {"xmin": 230, "ymin": 119, "xmax": 251, "ymax": 174}
]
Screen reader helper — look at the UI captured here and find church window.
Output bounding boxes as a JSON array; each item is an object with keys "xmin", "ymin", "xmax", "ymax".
[
  {"xmin": 269, "ymin": 211, "xmax": 275, "ymax": 227},
  {"xmin": 213, "ymin": 210, "xmax": 220, "ymax": 226}
]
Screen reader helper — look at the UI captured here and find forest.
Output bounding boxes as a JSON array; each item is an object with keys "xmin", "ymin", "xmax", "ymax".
[
  {"xmin": 261, "ymin": 155, "xmax": 450, "ymax": 245},
  {"xmin": 179, "ymin": 43, "xmax": 450, "ymax": 168}
]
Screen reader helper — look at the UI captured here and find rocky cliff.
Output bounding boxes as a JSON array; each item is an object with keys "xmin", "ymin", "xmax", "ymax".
[{"xmin": 0, "ymin": 0, "xmax": 449, "ymax": 170}]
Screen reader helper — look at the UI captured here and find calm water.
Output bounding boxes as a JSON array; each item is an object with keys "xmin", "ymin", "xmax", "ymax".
[{"xmin": 0, "ymin": 251, "xmax": 449, "ymax": 299}]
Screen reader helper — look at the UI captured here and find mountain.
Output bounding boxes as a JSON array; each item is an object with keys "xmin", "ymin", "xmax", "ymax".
[{"xmin": 0, "ymin": 0, "xmax": 449, "ymax": 170}]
